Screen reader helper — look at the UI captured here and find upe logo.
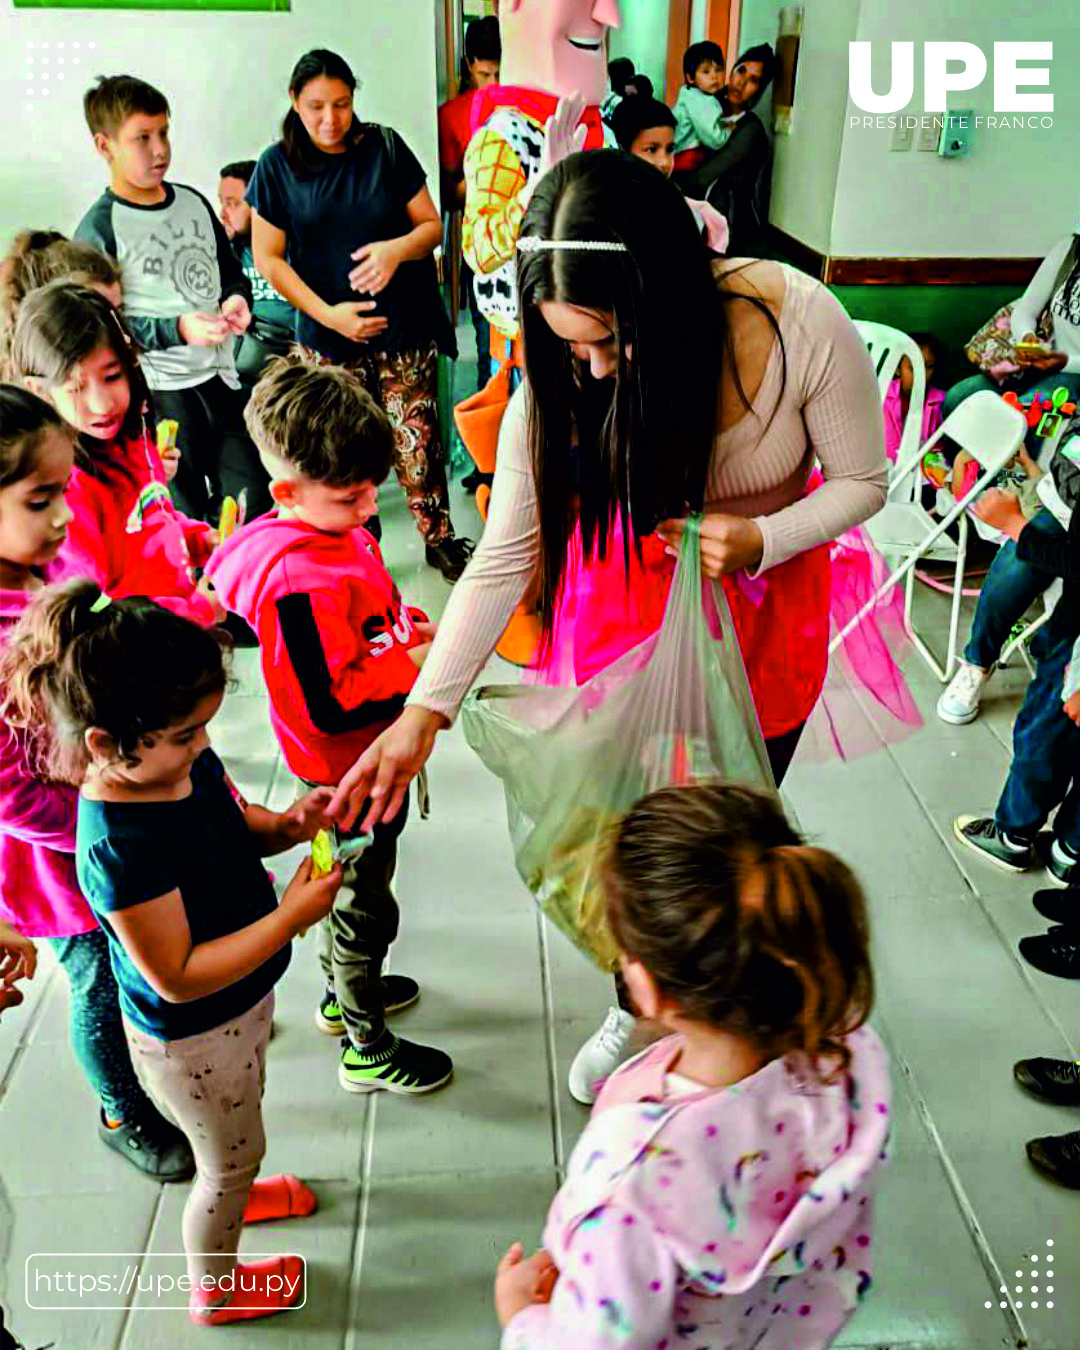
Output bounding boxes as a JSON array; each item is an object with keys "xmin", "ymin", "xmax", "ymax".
[{"xmin": 849, "ymin": 42, "xmax": 1052, "ymax": 113}]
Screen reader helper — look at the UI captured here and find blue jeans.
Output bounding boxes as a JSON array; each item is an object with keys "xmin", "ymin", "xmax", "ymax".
[
  {"xmin": 46, "ymin": 927, "xmax": 155, "ymax": 1123},
  {"xmin": 461, "ymin": 261, "xmax": 492, "ymax": 388},
  {"xmin": 995, "ymin": 619, "xmax": 1080, "ymax": 848},
  {"xmin": 964, "ymin": 510, "xmax": 1066, "ymax": 669}
]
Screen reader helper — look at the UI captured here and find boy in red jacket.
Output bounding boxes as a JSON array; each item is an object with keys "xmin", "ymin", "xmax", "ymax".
[{"xmin": 208, "ymin": 359, "xmax": 452, "ymax": 1097}]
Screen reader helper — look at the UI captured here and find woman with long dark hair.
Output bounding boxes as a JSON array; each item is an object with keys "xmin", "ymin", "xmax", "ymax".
[
  {"xmin": 246, "ymin": 49, "xmax": 473, "ymax": 580},
  {"xmin": 331, "ymin": 150, "xmax": 887, "ymax": 1099}
]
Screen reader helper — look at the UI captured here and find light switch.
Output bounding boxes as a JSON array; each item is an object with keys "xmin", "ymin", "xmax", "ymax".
[
  {"xmin": 939, "ymin": 109, "xmax": 974, "ymax": 158},
  {"xmin": 916, "ymin": 119, "xmax": 940, "ymax": 152},
  {"xmin": 890, "ymin": 121, "xmax": 913, "ymax": 152}
]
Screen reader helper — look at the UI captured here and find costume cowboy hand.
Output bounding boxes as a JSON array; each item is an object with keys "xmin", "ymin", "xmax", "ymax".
[
  {"xmin": 657, "ymin": 513, "xmax": 765, "ymax": 578},
  {"xmin": 520, "ymin": 93, "xmax": 589, "ymax": 213}
]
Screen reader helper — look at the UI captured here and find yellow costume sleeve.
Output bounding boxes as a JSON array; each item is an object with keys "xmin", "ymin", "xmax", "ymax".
[{"xmin": 463, "ymin": 127, "xmax": 528, "ymax": 276}]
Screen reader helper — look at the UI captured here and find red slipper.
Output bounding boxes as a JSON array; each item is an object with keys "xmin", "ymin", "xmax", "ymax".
[
  {"xmin": 243, "ymin": 1173, "xmax": 317, "ymax": 1224},
  {"xmin": 189, "ymin": 1254, "xmax": 304, "ymax": 1325}
]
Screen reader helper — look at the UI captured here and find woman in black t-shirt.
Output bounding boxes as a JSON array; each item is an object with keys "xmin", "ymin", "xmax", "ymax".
[{"xmin": 248, "ymin": 49, "xmax": 473, "ymax": 582}]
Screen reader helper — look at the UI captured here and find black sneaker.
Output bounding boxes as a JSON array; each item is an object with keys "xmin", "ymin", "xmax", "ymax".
[
  {"xmin": 339, "ymin": 1031, "xmax": 453, "ymax": 1095},
  {"xmin": 1019, "ymin": 926, "xmax": 1080, "ymax": 979},
  {"xmin": 952, "ymin": 815, "xmax": 1036, "ymax": 873},
  {"xmin": 98, "ymin": 1109, "xmax": 195, "ymax": 1181},
  {"xmin": 425, "ymin": 536, "xmax": 475, "ymax": 583},
  {"xmin": 315, "ymin": 975, "xmax": 421, "ymax": 1035},
  {"xmin": 1026, "ymin": 1129, "xmax": 1080, "ymax": 1189},
  {"xmin": 1014, "ymin": 1056, "xmax": 1080, "ymax": 1105},
  {"xmin": 1032, "ymin": 887, "xmax": 1080, "ymax": 927},
  {"xmin": 1036, "ymin": 834, "xmax": 1080, "ymax": 888}
]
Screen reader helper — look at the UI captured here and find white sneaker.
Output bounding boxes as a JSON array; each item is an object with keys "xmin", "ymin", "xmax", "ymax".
[
  {"xmin": 937, "ymin": 662, "xmax": 993, "ymax": 725},
  {"xmin": 567, "ymin": 1007, "xmax": 636, "ymax": 1106}
]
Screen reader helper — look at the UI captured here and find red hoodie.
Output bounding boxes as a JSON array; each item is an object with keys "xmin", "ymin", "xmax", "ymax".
[
  {"xmin": 55, "ymin": 431, "xmax": 217, "ymax": 626},
  {"xmin": 206, "ymin": 512, "xmax": 428, "ymax": 785}
]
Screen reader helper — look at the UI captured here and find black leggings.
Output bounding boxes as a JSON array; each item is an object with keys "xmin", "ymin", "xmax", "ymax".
[
  {"xmin": 154, "ymin": 376, "xmax": 272, "ymax": 523},
  {"xmin": 613, "ymin": 719, "xmax": 807, "ymax": 1013}
]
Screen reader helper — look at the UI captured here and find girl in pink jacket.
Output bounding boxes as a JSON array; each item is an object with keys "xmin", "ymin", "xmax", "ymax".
[
  {"xmin": 0, "ymin": 385, "xmax": 194, "ymax": 1179},
  {"xmin": 9, "ymin": 281, "xmax": 220, "ymax": 627},
  {"xmin": 495, "ymin": 784, "xmax": 891, "ymax": 1350}
]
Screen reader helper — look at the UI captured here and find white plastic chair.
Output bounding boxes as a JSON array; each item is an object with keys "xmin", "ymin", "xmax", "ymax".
[
  {"xmin": 854, "ymin": 321, "xmax": 927, "ymax": 502},
  {"xmin": 830, "ymin": 391, "xmax": 1028, "ymax": 680}
]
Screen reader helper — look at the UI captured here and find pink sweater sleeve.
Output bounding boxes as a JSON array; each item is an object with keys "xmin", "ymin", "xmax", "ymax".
[
  {"xmin": 0, "ymin": 727, "xmax": 78, "ymax": 852},
  {"xmin": 750, "ymin": 283, "xmax": 888, "ymax": 574},
  {"xmin": 501, "ymin": 1204, "xmax": 678, "ymax": 1350}
]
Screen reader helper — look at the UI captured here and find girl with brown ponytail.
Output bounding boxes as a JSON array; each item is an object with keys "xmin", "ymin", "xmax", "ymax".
[{"xmin": 494, "ymin": 783, "xmax": 891, "ymax": 1350}]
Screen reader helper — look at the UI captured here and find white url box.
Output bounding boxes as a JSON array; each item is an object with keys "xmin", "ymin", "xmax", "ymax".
[{"xmin": 25, "ymin": 1253, "xmax": 307, "ymax": 1311}]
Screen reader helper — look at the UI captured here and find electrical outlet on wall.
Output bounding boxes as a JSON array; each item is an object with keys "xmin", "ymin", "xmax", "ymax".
[
  {"xmin": 890, "ymin": 121, "xmax": 913, "ymax": 152},
  {"xmin": 939, "ymin": 109, "xmax": 975, "ymax": 158}
]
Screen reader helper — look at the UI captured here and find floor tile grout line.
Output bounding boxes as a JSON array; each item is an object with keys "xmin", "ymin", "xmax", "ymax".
[
  {"xmin": 114, "ymin": 1183, "xmax": 169, "ymax": 1350},
  {"xmin": 0, "ymin": 964, "xmax": 59, "ymax": 1106},
  {"xmin": 343, "ymin": 1095, "xmax": 376, "ymax": 1350},
  {"xmin": 535, "ymin": 910, "xmax": 566, "ymax": 1184},
  {"xmin": 876, "ymin": 1022, "xmax": 1026, "ymax": 1349}
]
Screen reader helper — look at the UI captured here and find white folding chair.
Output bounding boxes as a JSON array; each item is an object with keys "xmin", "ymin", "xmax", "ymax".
[
  {"xmin": 854, "ymin": 320, "xmax": 927, "ymax": 503},
  {"xmin": 830, "ymin": 391, "xmax": 1028, "ymax": 680}
]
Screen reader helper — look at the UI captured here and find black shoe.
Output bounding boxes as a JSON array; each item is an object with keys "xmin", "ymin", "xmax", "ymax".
[
  {"xmin": 1026, "ymin": 1129, "xmax": 1080, "ymax": 1189},
  {"xmin": 315, "ymin": 975, "xmax": 420, "ymax": 1035},
  {"xmin": 952, "ymin": 815, "xmax": 1036, "ymax": 873},
  {"xmin": 98, "ymin": 1109, "xmax": 195, "ymax": 1181},
  {"xmin": 1019, "ymin": 926, "xmax": 1080, "ymax": 979},
  {"xmin": 1033, "ymin": 887, "xmax": 1080, "ymax": 926},
  {"xmin": 1014, "ymin": 1056, "xmax": 1080, "ymax": 1105},
  {"xmin": 1036, "ymin": 833, "xmax": 1080, "ymax": 888},
  {"xmin": 426, "ymin": 536, "xmax": 475, "ymax": 583}
]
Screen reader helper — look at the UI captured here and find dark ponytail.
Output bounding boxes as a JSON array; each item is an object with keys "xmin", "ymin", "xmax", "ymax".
[
  {"xmin": 604, "ymin": 783, "xmax": 874, "ymax": 1082},
  {"xmin": 0, "ymin": 581, "xmax": 230, "ymax": 784},
  {"xmin": 281, "ymin": 49, "xmax": 366, "ymax": 176}
]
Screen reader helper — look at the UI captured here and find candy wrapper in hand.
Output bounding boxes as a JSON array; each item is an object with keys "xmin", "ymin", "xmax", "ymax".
[
  {"xmin": 217, "ymin": 489, "xmax": 248, "ymax": 542},
  {"xmin": 311, "ymin": 828, "xmax": 374, "ymax": 879}
]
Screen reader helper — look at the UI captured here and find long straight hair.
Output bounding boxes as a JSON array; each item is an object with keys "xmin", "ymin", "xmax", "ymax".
[
  {"xmin": 10, "ymin": 281, "xmax": 153, "ymax": 475},
  {"xmin": 281, "ymin": 49, "xmax": 368, "ymax": 176},
  {"xmin": 517, "ymin": 150, "xmax": 786, "ymax": 637}
]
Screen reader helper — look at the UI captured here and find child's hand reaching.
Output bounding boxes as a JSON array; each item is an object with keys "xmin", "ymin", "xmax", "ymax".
[
  {"xmin": 408, "ymin": 643, "xmax": 433, "ymax": 669},
  {"xmin": 196, "ymin": 574, "xmax": 227, "ymax": 624},
  {"xmin": 0, "ymin": 920, "xmax": 37, "ymax": 1013},
  {"xmin": 159, "ymin": 443, "xmax": 182, "ymax": 483},
  {"xmin": 494, "ymin": 1242, "xmax": 559, "ymax": 1328},
  {"xmin": 282, "ymin": 788, "xmax": 336, "ymax": 843},
  {"xmin": 281, "ymin": 856, "xmax": 343, "ymax": 934}
]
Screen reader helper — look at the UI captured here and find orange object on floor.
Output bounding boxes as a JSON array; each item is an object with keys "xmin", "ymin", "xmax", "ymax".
[
  {"xmin": 242, "ymin": 1173, "xmax": 317, "ymax": 1224},
  {"xmin": 189, "ymin": 1255, "xmax": 305, "ymax": 1326}
]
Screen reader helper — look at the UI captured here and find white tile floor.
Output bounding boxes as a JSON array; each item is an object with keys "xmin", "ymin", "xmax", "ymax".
[{"xmin": 3, "ymin": 363, "xmax": 1080, "ymax": 1349}]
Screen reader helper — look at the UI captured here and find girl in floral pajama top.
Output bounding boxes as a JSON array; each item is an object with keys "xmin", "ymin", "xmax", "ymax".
[{"xmin": 495, "ymin": 783, "xmax": 892, "ymax": 1350}]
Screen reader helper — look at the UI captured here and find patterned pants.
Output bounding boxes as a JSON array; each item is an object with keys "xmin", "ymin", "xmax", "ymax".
[
  {"xmin": 299, "ymin": 343, "xmax": 453, "ymax": 545},
  {"xmin": 46, "ymin": 927, "xmax": 156, "ymax": 1124},
  {"xmin": 124, "ymin": 993, "xmax": 273, "ymax": 1284}
]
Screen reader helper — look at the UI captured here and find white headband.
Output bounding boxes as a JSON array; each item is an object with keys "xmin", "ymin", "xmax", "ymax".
[{"xmin": 517, "ymin": 236, "xmax": 629, "ymax": 254}]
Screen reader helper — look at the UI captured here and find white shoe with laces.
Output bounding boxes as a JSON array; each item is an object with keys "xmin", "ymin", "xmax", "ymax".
[
  {"xmin": 567, "ymin": 1007, "xmax": 636, "ymax": 1106},
  {"xmin": 937, "ymin": 661, "xmax": 994, "ymax": 725}
]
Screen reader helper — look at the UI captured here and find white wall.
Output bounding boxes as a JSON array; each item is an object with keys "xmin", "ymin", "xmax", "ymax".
[
  {"xmin": 0, "ymin": 0, "xmax": 440, "ymax": 244},
  {"xmin": 831, "ymin": 0, "xmax": 1080, "ymax": 258},
  {"xmin": 753, "ymin": 0, "xmax": 861, "ymax": 254},
  {"xmin": 609, "ymin": 0, "xmax": 669, "ymax": 98}
]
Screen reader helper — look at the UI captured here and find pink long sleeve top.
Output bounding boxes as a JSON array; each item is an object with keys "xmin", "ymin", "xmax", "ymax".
[
  {"xmin": 503, "ymin": 1027, "xmax": 891, "ymax": 1350},
  {"xmin": 0, "ymin": 584, "xmax": 97, "ymax": 938},
  {"xmin": 410, "ymin": 261, "xmax": 887, "ymax": 721}
]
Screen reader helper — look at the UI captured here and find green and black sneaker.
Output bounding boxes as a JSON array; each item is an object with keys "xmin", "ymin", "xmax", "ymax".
[
  {"xmin": 315, "ymin": 975, "xmax": 421, "ymax": 1036},
  {"xmin": 339, "ymin": 1032, "xmax": 453, "ymax": 1095}
]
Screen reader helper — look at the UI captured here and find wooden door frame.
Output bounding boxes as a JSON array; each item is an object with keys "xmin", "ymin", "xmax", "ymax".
[{"xmin": 666, "ymin": 0, "xmax": 741, "ymax": 104}]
